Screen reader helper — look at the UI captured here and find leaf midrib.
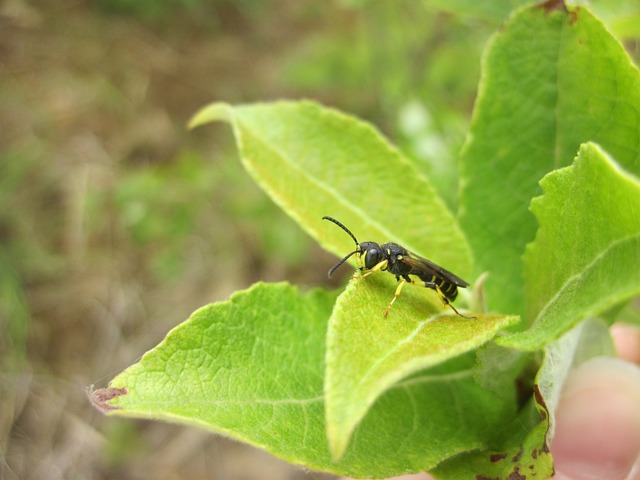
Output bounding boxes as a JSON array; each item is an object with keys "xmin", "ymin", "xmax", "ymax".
[{"xmin": 233, "ymin": 111, "xmax": 457, "ymax": 259}]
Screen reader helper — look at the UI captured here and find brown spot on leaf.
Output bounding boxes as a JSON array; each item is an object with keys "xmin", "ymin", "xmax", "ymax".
[
  {"xmin": 569, "ymin": 8, "xmax": 579, "ymax": 24},
  {"xmin": 534, "ymin": 0, "xmax": 568, "ymax": 14},
  {"xmin": 87, "ymin": 385, "xmax": 127, "ymax": 414},
  {"xmin": 490, "ymin": 453, "xmax": 507, "ymax": 463},
  {"xmin": 533, "ymin": 384, "xmax": 549, "ymax": 420},
  {"xmin": 511, "ymin": 446, "xmax": 523, "ymax": 462},
  {"xmin": 507, "ymin": 466, "xmax": 526, "ymax": 480},
  {"xmin": 475, "ymin": 476, "xmax": 499, "ymax": 480},
  {"xmin": 534, "ymin": 0, "xmax": 580, "ymax": 24}
]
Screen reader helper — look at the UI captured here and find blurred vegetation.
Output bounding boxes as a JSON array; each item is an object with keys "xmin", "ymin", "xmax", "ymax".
[{"xmin": 1, "ymin": 0, "xmax": 638, "ymax": 479}]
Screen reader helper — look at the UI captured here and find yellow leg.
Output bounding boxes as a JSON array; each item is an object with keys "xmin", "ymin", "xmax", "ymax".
[
  {"xmin": 434, "ymin": 284, "xmax": 476, "ymax": 319},
  {"xmin": 351, "ymin": 259, "xmax": 388, "ymax": 280},
  {"xmin": 384, "ymin": 278, "xmax": 406, "ymax": 318}
]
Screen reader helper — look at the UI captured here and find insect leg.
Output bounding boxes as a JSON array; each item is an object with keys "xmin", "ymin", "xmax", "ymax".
[
  {"xmin": 384, "ymin": 277, "xmax": 406, "ymax": 318},
  {"xmin": 352, "ymin": 259, "xmax": 388, "ymax": 280},
  {"xmin": 432, "ymin": 284, "xmax": 476, "ymax": 319}
]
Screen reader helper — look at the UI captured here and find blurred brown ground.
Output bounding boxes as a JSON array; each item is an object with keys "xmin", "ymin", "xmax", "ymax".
[
  {"xmin": 0, "ymin": 1, "xmax": 350, "ymax": 478},
  {"xmin": 2, "ymin": 1, "xmax": 639, "ymax": 479}
]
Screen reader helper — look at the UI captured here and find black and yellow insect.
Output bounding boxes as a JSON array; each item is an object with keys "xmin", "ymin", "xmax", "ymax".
[{"xmin": 323, "ymin": 216, "xmax": 474, "ymax": 319}]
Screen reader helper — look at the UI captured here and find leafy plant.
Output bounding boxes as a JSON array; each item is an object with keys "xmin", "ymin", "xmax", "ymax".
[{"xmin": 91, "ymin": 3, "xmax": 640, "ymax": 479}]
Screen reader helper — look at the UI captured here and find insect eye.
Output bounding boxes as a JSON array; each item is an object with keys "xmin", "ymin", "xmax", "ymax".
[{"xmin": 365, "ymin": 248, "xmax": 381, "ymax": 268}]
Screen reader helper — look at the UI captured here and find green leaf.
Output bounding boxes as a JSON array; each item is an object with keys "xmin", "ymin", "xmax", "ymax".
[
  {"xmin": 535, "ymin": 318, "xmax": 615, "ymax": 439},
  {"xmin": 500, "ymin": 143, "xmax": 640, "ymax": 350},
  {"xmin": 519, "ymin": 319, "xmax": 614, "ymax": 479},
  {"xmin": 190, "ymin": 100, "xmax": 472, "ymax": 277},
  {"xmin": 96, "ymin": 282, "xmax": 513, "ymax": 477},
  {"xmin": 101, "ymin": 283, "xmax": 334, "ymax": 462},
  {"xmin": 586, "ymin": 0, "xmax": 640, "ymax": 39},
  {"xmin": 432, "ymin": 412, "xmax": 553, "ymax": 480},
  {"xmin": 325, "ymin": 273, "xmax": 519, "ymax": 459},
  {"xmin": 459, "ymin": 4, "xmax": 640, "ymax": 317},
  {"xmin": 425, "ymin": 0, "xmax": 534, "ymax": 23},
  {"xmin": 433, "ymin": 318, "xmax": 613, "ymax": 480}
]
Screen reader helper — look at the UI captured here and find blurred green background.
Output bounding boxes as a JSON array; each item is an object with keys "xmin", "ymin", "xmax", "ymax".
[{"xmin": 1, "ymin": 1, "xmax": 638, "ymax": 479}]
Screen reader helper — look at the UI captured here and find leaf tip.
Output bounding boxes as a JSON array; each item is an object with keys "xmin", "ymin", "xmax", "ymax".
[
  {"xmin": 533, "ymin": 0, "xmax": 568, "ymax": 15},
  {"xmin": 87, "ymin": 385, "xmax": 128, "ymax": 414},
  {"xmin": 188, "ymin": 102, "xmax": 233, "ymax": 130},
  {"xmin": 327, "ymin": 427, "xmax": 350, "ymax": 464}
]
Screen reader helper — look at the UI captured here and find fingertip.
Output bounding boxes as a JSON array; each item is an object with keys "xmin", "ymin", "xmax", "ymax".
[
  {"xmin": 611, "ymin": 323, "xmax": 640, "ymax": 365},
  {"xmin": 551, "ymin": 357, "xmax": 640, "ymax": 480}
]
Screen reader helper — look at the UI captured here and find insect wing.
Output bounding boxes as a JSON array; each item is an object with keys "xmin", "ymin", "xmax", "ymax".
[{"xmin": 402, "ymin": 252, "xmax": 470, "ymax": 287}]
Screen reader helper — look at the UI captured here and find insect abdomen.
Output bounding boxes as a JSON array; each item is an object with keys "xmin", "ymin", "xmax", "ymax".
[
  {"xmin": 440, "ymin": 281, "xmax": 458, "ymax": 301},
  {"xmin": 421, "ymin": 274, "xmax": 459, "ymax": 301}
]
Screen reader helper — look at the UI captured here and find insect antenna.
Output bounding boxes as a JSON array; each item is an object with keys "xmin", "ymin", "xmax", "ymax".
[
  {"xmin": 327, "ymin": 250, "xmax": 359, "ymax": 278},
  {"xmin": 322, "ymin": 216, "xmax": 362, "ymax": 278},
  {"xmin": 322, "ymin": 216, "xmax": 360, "ymax": 246}
]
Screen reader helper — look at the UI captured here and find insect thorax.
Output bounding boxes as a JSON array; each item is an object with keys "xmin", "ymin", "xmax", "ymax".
[{"xmin": 380, "ymin": 243, "xmax": 412, "ymax": 276}]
